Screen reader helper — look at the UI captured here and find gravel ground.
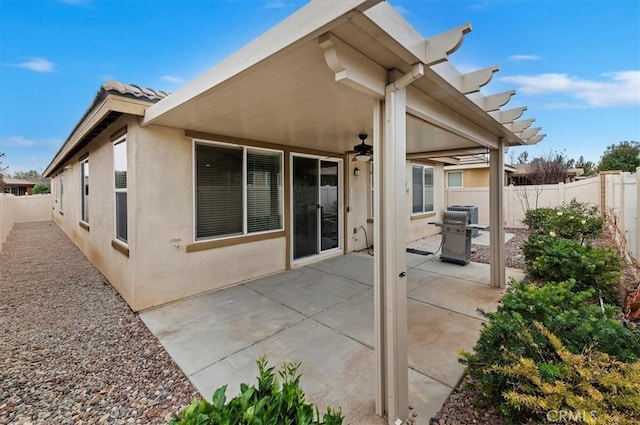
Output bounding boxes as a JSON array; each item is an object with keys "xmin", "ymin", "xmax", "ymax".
[
  {"xmin": 429, "ymin": 227, "xmax": 530, "ymax": 425},
  {"xmin": 470, "ymin": 227, "xmax": 529, "ymax": 271},
  {"xmin": 0, "ymin": 222, "xmax": 198, "ymax": 424}
]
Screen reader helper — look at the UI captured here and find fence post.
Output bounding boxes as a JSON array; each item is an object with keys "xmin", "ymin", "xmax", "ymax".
[
  {"xmin": 558, "ymin": 181, "xmax": 565, "ymax": 204},
  {"xmin": 637, "ymin": 168, "xmax": 640, "ymax": 261}
]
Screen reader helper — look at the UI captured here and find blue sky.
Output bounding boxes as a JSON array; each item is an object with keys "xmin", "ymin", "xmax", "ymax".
[{"xmin": 1, "ymin": 0, "xmax": 638, "ymax": 174}]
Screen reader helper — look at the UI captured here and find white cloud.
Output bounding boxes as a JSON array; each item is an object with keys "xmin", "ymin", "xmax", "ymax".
[
  {"xmin": 19, "ymin": 58, "xmax": 55, "ymax": 73},
  {"xmin": 161, "ymin": 75, "xmax": 185, "ymax": 84},
  {"xmin": 500, "ymin": 71, "xmax": 640, "ymax": 107},
  {"xmin": 2, "ymin": 136, "xmax": 61, "ymax": 148},
  {"xmin": 508, "ymin": 54, "xmax": 542, "ymax": 62}
]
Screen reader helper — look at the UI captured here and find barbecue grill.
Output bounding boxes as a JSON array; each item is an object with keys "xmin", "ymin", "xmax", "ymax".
[{"xmin": 430, "ymin": 210, "xmax": 486, "ymax": 265}]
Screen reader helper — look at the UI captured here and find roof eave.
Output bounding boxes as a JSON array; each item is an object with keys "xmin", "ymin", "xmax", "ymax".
[{"xmin": 44, "ymin": 95, "xmax": 153, "ymax": 177}]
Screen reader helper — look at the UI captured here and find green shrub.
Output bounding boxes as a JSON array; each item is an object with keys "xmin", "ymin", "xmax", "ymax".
[
  {"xmin": 170, "ymin": 356, "xmax": 343, "ymax": 425},
  {"xmin": 460, "ymin": 280, "xmax": 640, "ymax": 422},
  {"xmin": 498, "ymin": 322, "xmax": 640, "ymax": 425},
  {"xmin": 522, "ymin": 234, "xmax": 622, "ymax": 304},
  {"xmin": 522, "ymin": 207, "xmax": 555, "ymax": 233},
  {"xmin": 523, "ymin": 201, "xmax": 602, "ymax": 241}
]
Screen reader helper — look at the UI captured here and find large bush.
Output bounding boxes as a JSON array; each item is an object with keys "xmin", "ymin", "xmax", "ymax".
[
  {"xmin": 170, "ymin": 357, "xmax": 343, "ymax": 425},
  {"xmin": 522, "ymin": 234, "xmax": 622, "ymax": 303},
  {"xmin": 460, "ymin": 280, "xmax": 640, "ymax": 423},
  {"xmin": 523, "ymin": 200, "xmax": 602, "ymax": 241}
]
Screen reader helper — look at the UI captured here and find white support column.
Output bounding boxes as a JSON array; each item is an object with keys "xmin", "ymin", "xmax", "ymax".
[
  {"xmin": 373, "ymin": 83, "xmax": 410, "ymax": 424},
  {"xmin": 636, "ymin": 167, "xmax": 640, "ymax": 261},
  {"xmin": 489, "ymin": 139, "xmax": 506, "ymax": 288}
]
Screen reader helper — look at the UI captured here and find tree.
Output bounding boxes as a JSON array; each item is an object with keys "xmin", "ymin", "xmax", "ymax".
[
  {"xmin": 527, "ymin": 151, "xmax": 568, "ymax": 185},
  {"xmin": 32, "ymin": 183, "xmax": 50, "ymax": 194},
  {"xmin": 598, "ymin": 141, "xmax": 640, "ymax": 172},
  {"xmin": 0, "ymin": 152, "xmax": 7, "ymax": 193},
  {"xmin": 575, "ymin": 155, "xmax": 596, "ymax": 176}
]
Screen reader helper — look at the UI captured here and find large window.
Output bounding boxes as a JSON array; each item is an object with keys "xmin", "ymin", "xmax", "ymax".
[
  {"xmin": 412, "ymin": 164, "xmax": 434, "ymax": 214},
  {"xmin": 81, "ymin": 158, "xmax": 89, "ymax": 223},
  {"xmin": 447, "ymin": 171, "xmax": 463, "ymax": 188},
  {"xmin": 195, "ymin": 141, "xmax": 283, "ymax": 241},
  {"xmin": 114, "ymin": 138, "xmax": 127, "ymax": 243}
]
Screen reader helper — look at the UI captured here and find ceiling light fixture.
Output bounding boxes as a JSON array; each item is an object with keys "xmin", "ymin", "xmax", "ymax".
[{"xmin": 353, "ymin": 133, "xmax": 372, "ymax": 162}]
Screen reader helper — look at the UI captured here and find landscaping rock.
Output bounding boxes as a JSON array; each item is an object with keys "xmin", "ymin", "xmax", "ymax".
[{"xmin": 0, "ymin": 222, "xmax": 199, "ymax": 424}]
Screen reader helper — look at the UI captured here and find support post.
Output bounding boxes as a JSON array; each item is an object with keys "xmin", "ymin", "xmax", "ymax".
[
  {"xmin": 374, "ymin": 80, "xmax": 411, "ymax": 424},
  {"xmin": 489, "ymin": 139, "xmax": 505, "ymax": 288}
]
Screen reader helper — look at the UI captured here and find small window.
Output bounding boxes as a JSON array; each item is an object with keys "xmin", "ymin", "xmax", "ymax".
[
  {"xmin": 60, "ymin": 173, "xmax": 64, "ymax": 211},
  {"xmin": 81, "ymin": 158, "xmax": 89, "ymax": 223},
  {"xmin": 195, "ymin": 141, "xmax": 283, "ymax": 241},
  {"xmin": 114, "ymin": 138, "xmax": 127, "ymax": 243},
  {"xmin": 447, "ymin": 171, "xmax": 463, "ymax": 188},
  {"xmin": 412, "ymin": 164, "xmax": 434, "ymax": 214}
]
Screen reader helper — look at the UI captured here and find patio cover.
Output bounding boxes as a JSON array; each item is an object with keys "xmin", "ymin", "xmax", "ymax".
[{"xmin": 143, "ymin": 1, "xmax": 544, "ymax": 423}]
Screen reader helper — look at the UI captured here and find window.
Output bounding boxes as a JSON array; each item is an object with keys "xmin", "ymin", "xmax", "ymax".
[
  {"xmin": 412, "ymin": 164, "xmax": 434, "ymax": 214},
  {"xmin": 114, "ymin": 138, "xmax": 127, "ymax": 243},
  {"xmin": 195, "ymin": 141, "xmax": 283, "ymax": 240},
  {"xmin": 447, "ymin": 171, "xmax": 463, "ymax": 188},
  {"xmin": 81, "ymin": 158, "xmax": 89, "ymax": 223},
  {"xmin": 60, "ymin": 173, "xmax": 64, "ymax": 211}
]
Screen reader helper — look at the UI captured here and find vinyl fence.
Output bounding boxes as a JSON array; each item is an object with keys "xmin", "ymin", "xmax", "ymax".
[
  {"xmin": 0, "ymin": 193, "xmax": 52, "ymax": 252},
  {"xmin": 445, "ymin": 169, "xmax": 639, "ymax": 260}
]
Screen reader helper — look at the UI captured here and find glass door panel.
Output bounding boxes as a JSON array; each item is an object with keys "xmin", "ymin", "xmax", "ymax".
[
  {"xmin": 320, "ymin": 160, "xmax": 339, "ymax": 251},
  {"xmin": 293, "ymin": 156, "xmax": 319, "ymax": 260}
]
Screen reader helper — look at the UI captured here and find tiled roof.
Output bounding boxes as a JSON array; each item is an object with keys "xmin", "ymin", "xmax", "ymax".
[
  {"xmin": 102, "ymin": 81, "xmax": 169, "ymax": 102},
  {"xmin": 4, "ymin": 178, "xmax": 36, "ymax": 186}
]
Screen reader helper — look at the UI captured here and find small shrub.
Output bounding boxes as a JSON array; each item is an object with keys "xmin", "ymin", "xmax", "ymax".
[
  {"xmin": 460, "ymin": 280, "xmax": 640, "ymax": 422},
  {"xmin": 522, "ymin": 234, "xmax": 622, "ymax": 304},
  {"xmin": 498, "ymin": 322, "xmax": 640, "ymax": 425},
  {"xmin": 169, "ymin": 356, "xmax": 343, "ymax": 425},
  {"xmin": 523, "ymin": 201, "xmax": 602, "ymax": 241}
]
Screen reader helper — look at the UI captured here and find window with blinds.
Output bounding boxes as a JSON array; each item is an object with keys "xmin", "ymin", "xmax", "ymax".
[
  {"xmin": 195, "ymin": 142, "xmax": 283, "ymax": 240},
  {"xmin": 447, "ymin": 171, "xmax": 463, "ymax": 188},
  {"xmin": 114, "ymin": 138, "xmax": 128, "ymax": 243},
  {"xmin": 412, "ymin": 164, "xmax": 434, "ymax": 214}
]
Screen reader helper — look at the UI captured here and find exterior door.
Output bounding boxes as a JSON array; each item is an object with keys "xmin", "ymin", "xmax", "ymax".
[{"xmin": 292, "ymin": 155, "xmax": 341, "ymax": 261}]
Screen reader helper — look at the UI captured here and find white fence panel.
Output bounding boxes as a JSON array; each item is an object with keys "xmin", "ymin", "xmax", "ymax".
[{"xmin": 0, "ymin": 194, "xmax": 52, "ymax": 252}]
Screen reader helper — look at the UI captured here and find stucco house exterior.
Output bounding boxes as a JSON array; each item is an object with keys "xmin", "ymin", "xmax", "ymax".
[
  {"xmin": 3, "ymin": 178, "xmax": 36, "ymax": 196},
  {"xmin": 44, "ymin": 1, "xmax": 544, "ymax": 422},
  {"xmin": 444, "ymin": 157, "xmax": 516, "ymax": 188}
]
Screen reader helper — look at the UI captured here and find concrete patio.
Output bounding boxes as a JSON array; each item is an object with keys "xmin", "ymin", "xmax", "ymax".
[{"xmin": 140, "ymin": 234, "xmax": 523, "ymax": 424}]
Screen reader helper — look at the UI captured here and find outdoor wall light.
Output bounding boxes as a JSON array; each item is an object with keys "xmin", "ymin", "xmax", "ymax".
[{"xmin": 354, "ymin": 167, "xmax": 360, "ymax": 176}]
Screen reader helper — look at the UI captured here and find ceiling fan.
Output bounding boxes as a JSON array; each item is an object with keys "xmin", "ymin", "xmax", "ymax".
[{"xmin": 353, "ymin": 133, "xmax": 373, "ymax": 162}]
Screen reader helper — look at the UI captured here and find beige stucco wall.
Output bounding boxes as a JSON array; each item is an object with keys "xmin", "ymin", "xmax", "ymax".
[
  {"xmin": 462, "ymin": 168, "xmax": 489, "ymax": 187},
  {"xmin": 131, "ymin": 123, "xmax": 288, "ymax": 310},
  {"xmin": 51, "ymin": 115, "xmax": 137, "ymax": 306}
]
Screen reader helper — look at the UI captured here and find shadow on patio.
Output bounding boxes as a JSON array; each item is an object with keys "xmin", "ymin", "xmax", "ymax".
[{"xmin": 140, "ymin": 235, "xmax": 524, "ymax": 425}]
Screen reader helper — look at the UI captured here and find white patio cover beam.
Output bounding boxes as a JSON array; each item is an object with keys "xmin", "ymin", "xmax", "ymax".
[
  {"xmin": 319, "ymin": 32, "xmax": 387, "ymax": 98},
  {"xmin": 489, "ymin": 139, "xmax": 506, "ymax": 288},
  {"xmin": 489, "ymin": 106, "xmax": 527, "ymax": 124},
  {"xmin": 469, "ymin": 90, "xmax": 516, "ymax": 112},
  {"xmin": 520, "ymin": 127, "xmax": 541, "ymax": 139},
  {"xmin": 374, "ymin": 66, "xmax": 423, "ymax": 425},
  {"xmin": 526, "ymin": 134, "xmax": 547, "ymax": 144},
  {"xmin": 506, "ymin": 118, "xmax": 535, "ymax": 133}
]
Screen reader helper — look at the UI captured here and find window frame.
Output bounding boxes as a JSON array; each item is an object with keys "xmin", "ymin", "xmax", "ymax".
[
  {"xmin": 446, "ymin": 170, "xmax": 463, "ymax": 188},
  {"xmin": 411, "ymin": 164, "xmax": 435, "ymax": 215},
  {"xmin": 60, "ymin": 172, "xmax": 64, "ymax": 212},
  {"xmin": 113, "ymin": 136, "xmax": 128, "ymax": 244},
  {"xmin": 80, "ymin": 157, "xmax": 89, "ymax": 224},
  {"xmin": 192, "ymin": 139, "xmax": 284, "ymax": 243}
]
